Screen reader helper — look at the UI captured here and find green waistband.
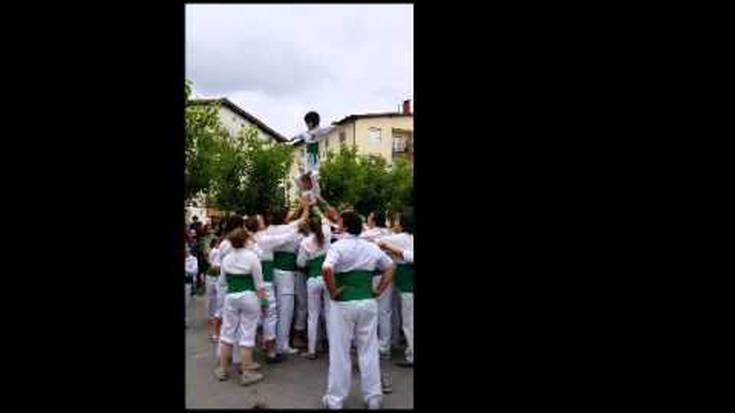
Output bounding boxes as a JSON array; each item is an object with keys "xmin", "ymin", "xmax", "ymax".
[
  {"xmin": 274, "ymin": 251, "xmax": 297, "ymax": 271},
  {"xmin": 261, "ymin": 260, "xmax": 274, "ymax": 282},
  {"xmin": 395, "ymin": 263, "xmax": 414, "ymax": 293},
  {"xmin": 307, "ymin": 254, "xmax": 326, "ymax": 278},
  {"xmin": 207, "ymin": 267, "xmax": 219, "ymax": 276},
  {"xmin": 225, "ymin": 273, "xmax": 254, "ymax": 293},
  {"xmin": 335, "ymin": 270, "xmax": 374, "ymax": 301}
]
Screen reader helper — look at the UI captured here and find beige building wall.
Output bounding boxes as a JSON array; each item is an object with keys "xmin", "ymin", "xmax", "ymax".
[{"xmin": 218, "ymin": 105, "xmax": 278, "ymax": 142}]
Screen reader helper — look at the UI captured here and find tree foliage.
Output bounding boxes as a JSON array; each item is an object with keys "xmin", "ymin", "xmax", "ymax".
[
  {"xmin": 185, "ymin": 80, "xmax": 293, "ymax": 214},
  {"xmin": 319, "ymin": 144, "xmax": 413, "ymax": 217},
  {"xmin": 185, "ymin": 80, "xmax": 229, "ymax": 202}
]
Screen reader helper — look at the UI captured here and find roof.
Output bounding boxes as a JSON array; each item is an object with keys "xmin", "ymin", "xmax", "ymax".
[
  {"xmin": 332, "ymin": 112, "xmax": 412, "ymax": 126},
  {"xmin": 188, "ymin": 98, "xmax": 288, "ymax": 142}
]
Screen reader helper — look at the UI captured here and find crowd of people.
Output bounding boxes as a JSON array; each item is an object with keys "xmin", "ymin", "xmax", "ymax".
[{"xmin": 184, "ymin": 197, "xmax": 414, "ymax": 409}]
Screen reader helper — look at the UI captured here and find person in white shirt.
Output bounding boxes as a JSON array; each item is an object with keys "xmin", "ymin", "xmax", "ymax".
[
  {"xmin": 214, "ymin": 229, "xmax": 267, "ymax": 386},
  {"xmin": 214, "ymin": 215, "xmax": 245, "ymax": 366},
  {"xmin": 378, "ymin": 209, "xmax": 414, "ymax": 368},
  {"xmin": 269, "ymin": 207, "xmax": 307, "ymax": 356},
  {"xmin": 320, "ymin": 211, "xmax": 396, "ymax": 410},
  {"xmin": 296, "ymin": 216, "xmax": 332, "ymax": 359},
  {"xmin": 360, "ymin": 210, "xmax": 394, "ymax": 359},
  {"xmin": 244, "ymin": 205, "xmax": 308, "ymax": 363},
  {"xmin": 185, "ymin": 246, "xmax": 198, "ymax": 327},
  {"xmin": 206, "ymin": 238, "xmax": 221, "ymax": 342}
]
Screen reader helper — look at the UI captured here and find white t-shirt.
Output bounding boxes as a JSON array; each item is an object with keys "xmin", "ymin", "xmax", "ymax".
[
  {"xmin": 221, "ymin": 248, "xmax": 264, "ymax": 291},
  {"xmin": 208, "ymin": 247, "xmax": 220, "ymax": 267},
  {"xmin": 185, "ymin": 255, "xmax": 198, "ymax": 276},
  {"xmin": 323, "ymin": 235, "xmax": 393, "ymax": 273},
  {"xmin": 380, "ymin": 233, "xmax": 414, "ymax": 264},
  {"xmin": 360, "ymin": 227, "xmax": 391, "ymax": 242}
]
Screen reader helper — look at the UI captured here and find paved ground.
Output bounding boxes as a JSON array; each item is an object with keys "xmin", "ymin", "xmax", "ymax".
[{"xmin": 186, "ymin": 294, "xmax": 413, "ymax": 409}]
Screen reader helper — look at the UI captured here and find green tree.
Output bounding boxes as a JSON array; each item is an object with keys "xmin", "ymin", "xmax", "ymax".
[
  {"xmin": 385, "ymin": 158, "xmax": 413, "ymax": 217},
  {"xmin": 211, "ymin": 126, "xmax": 293, "ymax": 215},
  {"xmin": 319, "ymin": 144, "xmax": 413, "ymax": 217},
  {"xmin": 319, "ymin": 144, "xmax": 365, "ymax": 210},
  {"xmin": 185, "ymin": 80, "xmax": 228, "ymax": 202}
]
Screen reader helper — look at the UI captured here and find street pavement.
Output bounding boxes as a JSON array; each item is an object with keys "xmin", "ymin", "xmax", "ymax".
[{"xmin": 186, "ymin": 293, "xmax": 414, "ymax": 409}]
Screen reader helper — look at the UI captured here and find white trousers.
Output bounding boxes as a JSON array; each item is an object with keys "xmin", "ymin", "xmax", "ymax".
[
  {"xmin": 400, "ymin": 292, "xmax": 414, "ymax": 363},
  {"xmin": 322, "ymin": 299, "xmax": 382, "ymax": 409},
  {"xmin": 262, "ymin": 282, "xmax": 277, "ymax": 342},
  {"xmin": 206, "ymin": 275, "xmax": 219, "ymax": 319},
  {"xmin": 220, "ymin": 291, "xmax": 260, "ymax": 348},
  {"xmin": 294, "ymin": 271, "xmax": 308, "ymax": 331},
  {"xmin": 274, "ymin": 269, "xmax": 295, "ymax": 354},
  {"xmin": 372, "ymin": 276, "xmax": 394, "ymax": 354},
  {"xmin": 214, "ymin": 275, "xmax": 226, "ymax": 319},
  {"xmin": 391, "ymin": 287, "xmax": 402, "ymax": 347},
  {"xmin": 306, "ymin": 276, "xmax": 330, "ymax": 354}
]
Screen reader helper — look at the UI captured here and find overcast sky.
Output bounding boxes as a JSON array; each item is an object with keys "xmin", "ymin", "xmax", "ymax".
[{"xmin": 186, "ymin": 4, "xmax": 413, "ymax": 139}]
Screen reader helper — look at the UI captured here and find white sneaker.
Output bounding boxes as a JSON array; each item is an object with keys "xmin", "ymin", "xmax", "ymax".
[
  {"xmin": 367, "ymin": 397, "xmax": 383, "ymax": 410},
  {"xmin": 283, "ymin": 346, "xmax": 299, "ymax": 355}
]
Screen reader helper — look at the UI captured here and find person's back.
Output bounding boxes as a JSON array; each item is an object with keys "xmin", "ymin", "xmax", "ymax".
[{"xmin": 321, "ymin": 211, "xmax": 395, "ymax": 410}]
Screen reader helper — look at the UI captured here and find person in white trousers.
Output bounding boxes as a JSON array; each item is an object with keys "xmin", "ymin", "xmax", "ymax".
[
  {"xmin": 378, "ymin": 210, "xmax": 414, "ymax": 368},
  {"xmin": 214, "ymin": 229, "xmax": 267, "ymax": 386},
  {"xmin": 296, "ymin": 216, "xmax": 332, "ymax": 359},
  {"xmin": 185, "ymin": 247, "xmax": 198, "ymax": 328},
  {"xmin": 214, "ymin": 215, "xmax": 245, "ymax": 366},
  {"xmin": 269, "ymin": 207, "xmax": 306, "ymax": 356},
  {"xmin": 360, "ymin": 210, "xmax": 393, "ymax": 359},
  {"xmin": 321, "ymin": 211, "xmax": 396, "ymax": 410},
  {"xmin": 244, "ymin": 205, "xmax": 307, "ymax": 363},
  {"xmin": 206, "ymin": 238, "xmax": 221, "ymax": 342}
]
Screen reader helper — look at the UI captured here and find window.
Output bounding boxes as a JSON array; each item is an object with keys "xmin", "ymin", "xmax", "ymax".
[
  {"xmin": 339, "ymin": 131, "xmax": 346, "ymax": 144},
  {"xmin": 393, "ymin": 136, "xmax": 407, "ymax": 152},
  {"xmin": 368, "ymin": 127, "xmax": 382, "ymax": 144}
]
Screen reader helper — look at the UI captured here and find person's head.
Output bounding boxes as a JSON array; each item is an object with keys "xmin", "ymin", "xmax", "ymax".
[
  {"xmin": 244, "ymin": 216, "xmax": 260, "ymax": 234},
  {"xmin": 188, "ymin": 229, "xmax": 197, "ymax": 239},
  {"xmin": 397, "ymin": 208, "xmax": 414, "ymax": 234},
  {"xmin": 308, "ymin": 216, "xmax": 326, "ymax": 247},
  {"xmin": 192, "ymin": 216, "xmax": 199, "ymax": 222},
  {"xmin": 209, "ymin": 237, "xmax": 219, "ymax": 249},
  {"xmin": 228, "ymin": 228, "xmax": 250, "ymax": 249},
  {"xmin": 269, "ymin": 208, "xmax": 288, "ymax": 225},
  {"xmin": 368, "ymin": 210, "xmax": 386, "ymax": 229},
  {"xmin": 224, "ymin": 215, "xmax": 244, "ymax": 234},
  {"xmin": 304, "ymin": 111, "xmax": 320, "ymax": 130},
  {"xmin": 339, "ymin": 211, "xmax": 363, "ymax": 236}
]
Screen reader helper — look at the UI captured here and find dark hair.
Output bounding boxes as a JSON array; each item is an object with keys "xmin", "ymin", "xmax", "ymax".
[
  {"xmin": 340, "ymin": 211, "xmax": 363, "ymax": 236},
  {"xmin": 270, "ymin": 208, "xmax": 287, "ymax": 225},
  {"xmin": 304, "ymin": 111, "xmax": 320, "ymax": 127},
  {"xmin": 260, "ymin": 212, "xmax": 270, "ymax": 227},
  {"xmin": 372, "ymin": 210, "xmax": 386, "ymax": 228},
  {"xmin": 224, "ymin": 215, "xmax": 244, "ymax": 234},
  {"xmin": 244, "ymin": 216, "xmax": 260, "ymax": 233},
  {"xmin": 400, "ymin": 208, "xmax": 414, "ymax": 234},
  {"xmin": 228, "ymin": 228, "xmax": 249, "ymax": 249},
  {"xmin": 209, "ymin": 238, "xmax": 219, "ymax": 248},
  {"xmin": 307, "ymin": 216, "xmax": 325, "ymax": 248},
  {"xmin": 192, "ymin": 216, "xmax": 199, "ymax": 221}
]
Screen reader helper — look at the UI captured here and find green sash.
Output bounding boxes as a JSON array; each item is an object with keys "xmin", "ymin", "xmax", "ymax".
[
  {"xmin": 307, "ymin": 254, "xmax": 326, "ymax": 278},
  {"xmin": 306, "ymin": 142, "xmax": 319, "ymax": 156},
  {"xmin": 274, "ymin": 251, "xmax": 297, "ymax": 271},
  {"xmin": 225, "ymin": 273, "xmax": 255, "ymax": 293},
  {"xmin": 394, "ymin": 263, "xmax": 414, "ymax": 293},
  {"xmin": 261, "ymin": 260, "xmax": 274, "ymax": 282},
  {"xmin": 335, "ymin": 270, "xmax": 374, "ymax": 301},
  {"xmin": 206, "ymin": 266, "xmax": 219, "ymax": 277}
]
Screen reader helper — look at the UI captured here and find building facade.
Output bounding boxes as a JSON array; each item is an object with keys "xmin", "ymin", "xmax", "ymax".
[{"xmin": 189, "ymin": 98, "xmax": 288, "ymax": 143}]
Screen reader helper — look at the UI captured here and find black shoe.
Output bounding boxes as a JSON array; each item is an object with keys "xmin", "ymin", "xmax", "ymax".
[
  {"xmin": 266, "ymin": 354, "xmax": 286, "ymax": 364},
  {"xmin": 395, "ymin": 360, "xmax": 413, "ymax": 368}
]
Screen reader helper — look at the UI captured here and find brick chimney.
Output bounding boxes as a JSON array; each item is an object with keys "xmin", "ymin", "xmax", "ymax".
[{"xmin": 402, "ymin": 99, "xmax": 411, "ymax": 115}]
